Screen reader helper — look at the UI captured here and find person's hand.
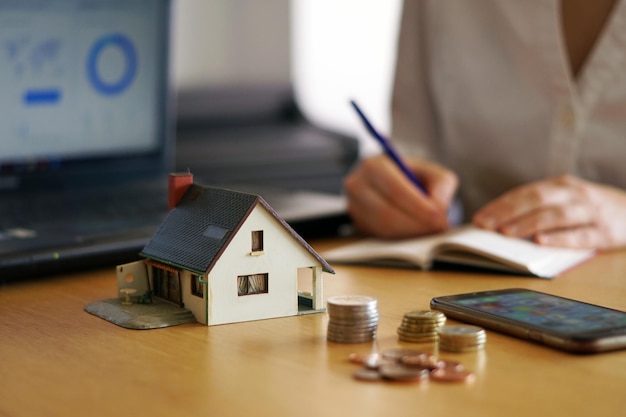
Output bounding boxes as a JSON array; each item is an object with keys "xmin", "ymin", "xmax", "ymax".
[
  {"xmin": 473, "ymin": 175, "xmax": 626, "ymax": 250},
  {"xmin": 344, "ymin": 154, "xmax": 458, "ymax": 239}
]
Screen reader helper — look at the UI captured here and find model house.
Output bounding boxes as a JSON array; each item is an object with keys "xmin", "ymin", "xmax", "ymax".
[{"xmin": 115, "ymin": 172, "xmax": 334, "ymax": 326}]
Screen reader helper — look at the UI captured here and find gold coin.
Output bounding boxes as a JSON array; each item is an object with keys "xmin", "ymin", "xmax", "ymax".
[
  {"xmin": 404, "ymin": 310, "xmax": 446, "ymax": 321},
  {"xmin": 398, "ymin": 334, "xmax": 439, "ymax": 343},
  {"xmin": 438, "ymin": 325, "xmax": 486, "ymax": 338}
]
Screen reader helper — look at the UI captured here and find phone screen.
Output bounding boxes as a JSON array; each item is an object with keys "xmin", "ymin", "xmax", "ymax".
[
  {"xmin": 431, "ymin": 288, "xmax": 626, "ymax": 352},
  {"xmin": 447, "ymin": 290, "xmax": 626, "ymax": 336}
]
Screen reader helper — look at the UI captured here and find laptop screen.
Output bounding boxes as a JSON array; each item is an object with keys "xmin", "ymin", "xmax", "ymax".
[{"xmin": 0, "ymin": 0, "xmax": 172, "ymax": 187}]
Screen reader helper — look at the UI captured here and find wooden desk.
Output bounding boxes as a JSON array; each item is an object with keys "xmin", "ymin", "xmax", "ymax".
[{"xmin": 1, "ymin": 239, "xmax": 624, "ymax": 417}]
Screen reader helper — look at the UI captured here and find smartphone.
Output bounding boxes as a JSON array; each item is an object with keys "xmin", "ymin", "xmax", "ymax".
[{"xmin": 430, "ymin": 288, "xmax": 626, "ymax": 353}]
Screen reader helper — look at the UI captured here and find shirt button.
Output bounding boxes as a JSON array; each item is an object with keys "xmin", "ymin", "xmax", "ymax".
[{"xmin": 561, "ymin": 106, "xmax": 575, "ymax": 130}]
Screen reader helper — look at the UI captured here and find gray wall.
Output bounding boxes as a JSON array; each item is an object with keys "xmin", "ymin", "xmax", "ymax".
[{"xmin": 172, "ymin": 0, "xmax": 291, "ymax": 90}]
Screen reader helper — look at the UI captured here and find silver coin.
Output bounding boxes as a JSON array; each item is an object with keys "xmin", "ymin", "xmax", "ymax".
[
  {"xmin": 439, "ymin": 344, "xmax": 485, "ymax": 353},
  {"xmin": 438, "ymin": 325, "xmax": 486, "ymax": 338},
  {"xmin": 331, "ymin": 321, "xmax": 378, "ymax": 328},
  {"xmin": 327, "ymin": 295, "xmax": 377, "ymax": 307},
  {"xmin": 327, "ymin": 331, "xmax": 378, "ymax": 341},
  {"xmin": 438, "ymin": 336, "xmax": 487, "ymax": 347},
  {"xmin": 329, "ymin": 314, "xmax": 380, "ymax": 323},
  {"xmin": 327, "ymin": 335, "xmax": 376, "ymax": 344}
]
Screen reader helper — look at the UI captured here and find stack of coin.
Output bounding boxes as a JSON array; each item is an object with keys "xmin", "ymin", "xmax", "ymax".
[
  {"xmin": 437, "ymin": 325, "xmax": 487, "ymax": 352},
  {"xmin": 397, "ymin": 310, "xmax": 446, "ymax": 343},
  {"xmin": 326, "ymin": 295, "xmax": 379, "ymax": 343}
]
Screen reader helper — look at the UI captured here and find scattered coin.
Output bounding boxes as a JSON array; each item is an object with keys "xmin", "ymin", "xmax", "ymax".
[
  {"xmin": 378, "ymin": 363, "xmax": 430, "ymax": 382},
  {"xmin": 399, "ymin": 353, "xmax": 441, "ymax": 370},
  {"xmin": 348, "ymin": 347, "xmax": 476, "ymax": 384},
  {"xmin": 362, "ymin": 357, "xmax": 397, "ymax": 370},
  {"xmin": 437, "ymin": 359, "xmax": 464, "ymax": 371},
  {"xmin": 348, "ymin": 352, "xmax": 382, "ymax": 365},
  {"xmin": 346, "ymin": 310, "xmax": 483, "ymax": 384},
  {"xmin": 381, "ymin": 348, "xmax": 426, "ymax": 361},
  {"xmin": 352, "ymin": 367, "xmax": 384, "ymax": 382},
  {"xmin": 430, "ymin": 367, "xmax": 476, "ymax": 383}
]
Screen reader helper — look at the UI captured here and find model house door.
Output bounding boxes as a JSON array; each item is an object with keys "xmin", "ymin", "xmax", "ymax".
[{"xmin": 152, "ymin": 267, "xmax": 182, "ymax": 306}]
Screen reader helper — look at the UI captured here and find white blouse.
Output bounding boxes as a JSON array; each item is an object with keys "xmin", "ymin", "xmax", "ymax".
[{"xmin": 391, "ymin": 0, "xmax": 626, "ymax": 218}]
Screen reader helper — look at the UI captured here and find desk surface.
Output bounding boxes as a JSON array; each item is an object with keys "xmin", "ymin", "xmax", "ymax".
[{"xmin": 1, "ymin": 239, "xmax": 625, "ymax": 417}]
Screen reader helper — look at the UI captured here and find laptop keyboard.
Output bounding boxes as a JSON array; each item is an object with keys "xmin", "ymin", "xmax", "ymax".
[{"xmin": 0, "ymin": 183, "xmax": 169, "ymax": 254}]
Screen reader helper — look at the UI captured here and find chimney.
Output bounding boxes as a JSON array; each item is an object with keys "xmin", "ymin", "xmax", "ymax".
[{"xmin": 168, "ymin": 171, "xmax": 194, "ymax": 210}]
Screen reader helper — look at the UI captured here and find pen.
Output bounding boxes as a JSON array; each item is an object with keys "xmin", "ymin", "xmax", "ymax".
[{"xmin": 350, "ymin": 100, "xmax": 427, "ymax": 194}]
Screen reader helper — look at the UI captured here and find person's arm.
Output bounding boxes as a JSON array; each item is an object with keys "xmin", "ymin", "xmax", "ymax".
[
  {"xmin": 344, "ymin": 2, "xmax": 459, "ymax": 239},
  {"xmin": 473, "ymin": 175, "xmax": 626, "ymax": 250}
]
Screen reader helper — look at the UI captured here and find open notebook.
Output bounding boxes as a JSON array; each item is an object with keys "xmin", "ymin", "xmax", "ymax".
[{"xmin": 322, "ymin": 225, "xmax": 596, "ymax": 279}]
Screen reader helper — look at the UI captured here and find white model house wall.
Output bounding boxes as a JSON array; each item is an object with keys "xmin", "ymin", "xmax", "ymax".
[{"xmin": 203, "ymin": 204, "xmax": 322, "ymax": 326}]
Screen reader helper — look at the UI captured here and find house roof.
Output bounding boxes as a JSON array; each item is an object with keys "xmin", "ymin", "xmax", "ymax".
[{"xmin": 140, "ymin": 184, "xmax": 334, "ymax": 275}]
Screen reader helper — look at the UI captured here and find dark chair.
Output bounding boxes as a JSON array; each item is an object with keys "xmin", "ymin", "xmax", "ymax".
[{"xmin": 136, "ymin": 289, "xmax": 153, "ymax": 304}]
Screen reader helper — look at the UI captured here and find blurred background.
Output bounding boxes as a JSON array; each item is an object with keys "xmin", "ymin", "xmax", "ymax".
[{"xmin": 172, "ymin": 0, "xmax": 403, "ymax": 156}]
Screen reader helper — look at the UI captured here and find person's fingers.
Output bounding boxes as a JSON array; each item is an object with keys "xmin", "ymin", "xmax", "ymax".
[
  {"xmin": 344, "ymin": 155, "xmax": 450, "ymax": 237},
  {"xmin": 473, "ymin": 175, "xmax": 583, "ymax": 230},
  {"xmin": 498, "ymin": 202, "xmax": 595, "ymax": 238},
  {"xmin": 358, "ymin": 156, "xmax": 443, "ymax": 220},
  {"xmin": 413, "ymin": 159, "xmax": 458, "ymax": 209},
  {"xmin": 534, "ymin": 226, "xmax": 605, "ymax": 249}
]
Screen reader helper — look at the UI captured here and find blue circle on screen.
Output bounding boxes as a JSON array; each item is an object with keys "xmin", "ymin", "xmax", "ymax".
[{"xmin": 87, "ymin": 34, "xmax": 137, "ymax": 95}]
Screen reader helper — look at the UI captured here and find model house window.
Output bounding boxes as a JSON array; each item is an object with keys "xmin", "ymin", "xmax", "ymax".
[
  {"xmin": 191, "ymin": 274, "xmax": 204, "ymax": 298},
  {"xmin": 237, "ymin": 273, "xmax": 268, "ymax": 296},
  {"xmin": 251, "ymin": 230, "xmax": 264, "ymax": 252}
]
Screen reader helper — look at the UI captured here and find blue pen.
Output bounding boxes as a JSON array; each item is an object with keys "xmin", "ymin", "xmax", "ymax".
[{"xmin": 350, "ymin": 100, "xmax": 427, "ymax": 194}]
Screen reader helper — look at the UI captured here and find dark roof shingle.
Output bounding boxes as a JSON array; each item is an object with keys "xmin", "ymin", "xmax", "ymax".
[
  {"xmin": 141, "ymin": 185, "xmax": 257, "ymax": 274},
  {"xmin": 140, "ymin": 184, "xmax": 334, "ymax": 275}
]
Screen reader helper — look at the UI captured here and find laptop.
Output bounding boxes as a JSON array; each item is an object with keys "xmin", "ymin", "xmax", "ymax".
[
  {"xmin": 0, "ymin": 0, "xmax": 174, "ymax": 280},
  {"xmin": 0, "ymin": 0, "xmax": 357, "ymax": 281}
]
